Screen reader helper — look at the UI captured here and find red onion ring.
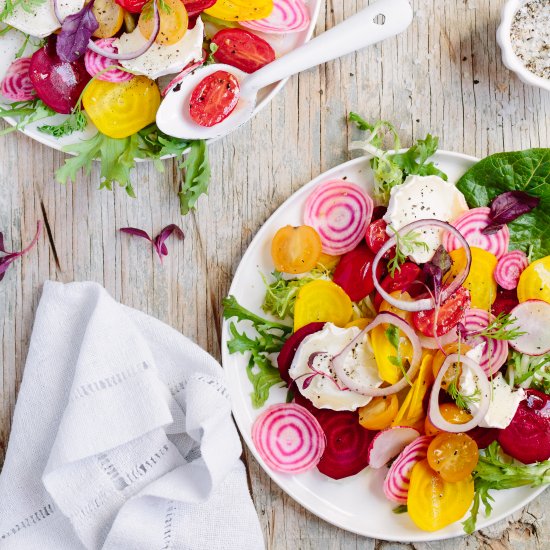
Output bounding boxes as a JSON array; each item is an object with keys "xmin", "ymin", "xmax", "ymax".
[
  {"xmin": 86, "ymin": 0, "xmax": 160, "ymax": 60},
  {"xmin": 428, "ymin": 353, "xmax": 491, "ymax": 432},
  {"xmin": 331, "ymin": 312, "xmax": 422, "ymax": 396},
  {"xmin": 52, "ymin": 0, "xmax": 64, "ymax": 24},
  {"xmin": 418, "ymin": 328, "xmax": 458, "ymax": 350},
  {"xmin": 372, "ymin": 219, "xmax": 472, "ymax": 312}
]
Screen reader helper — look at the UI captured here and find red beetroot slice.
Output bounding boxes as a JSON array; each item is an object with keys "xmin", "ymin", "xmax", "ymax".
[
  {"xmin": 498, "ymin": 389, "xmax": 550, "ymax": 464},
  {"xmin": 492, "ymin": 287, "xmax": 519, "ymax": 317},
  {"xmin": 466, "ymin": 426, "xmax": 500, "ymax": 450},
  {"xmin": 277, "ymin": 322, "xmax": 325, "ymax": 385},
  {"xmin": 373, "ymin": 262, "xmax": 423, "ymax": 310}
]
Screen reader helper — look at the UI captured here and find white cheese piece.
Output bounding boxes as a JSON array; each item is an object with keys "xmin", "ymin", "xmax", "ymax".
[
  {"xmin": 1, "ymin": 0, "xmax": 84, "ymax": 38},
  {"xmin": 116, "ymin": 17, "xmax": 204, "ymax": 80},
  {"xmin": 288, "ymin": 323, "xmax": 382, "ymax": 411},
  {"xmin": 383, "ymin": 174, "xmax": 469, "ymax": 263},
  {"xmin": 460, "ymin": 370, "xmax": 525, "ymax": 429}
]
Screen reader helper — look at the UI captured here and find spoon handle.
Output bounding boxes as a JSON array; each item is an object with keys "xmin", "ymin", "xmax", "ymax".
[{"xmin": 241, "ymin": 0, "xmax": 413, "ymax": 95}]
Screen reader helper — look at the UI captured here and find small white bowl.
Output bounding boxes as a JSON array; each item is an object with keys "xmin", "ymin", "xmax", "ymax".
[{"xmin": 497, "ymin": 0, "xmax": 550, "ymax": 92}]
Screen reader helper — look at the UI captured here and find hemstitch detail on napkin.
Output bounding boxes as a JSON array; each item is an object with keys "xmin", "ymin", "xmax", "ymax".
[
  {"xmin": 98, "ymin": 454, "xmax": 129, "ymax": 491},
  {"xmin": 70, "ymin": 362, "xmax": 151, "ymax": 401},
  {"xmin": 125, "ymin": 444, "xmax": 170, "ymax": 485},
  {"xmin": 194, "ymin": 373, "xmax": 230, "ymax": 400},
  {"xmin": 160, "ymin": 500, "xmax": 177, "ymax": 550},
  {"xmin": 72, "ymin": 490, "xmax": 109, "ymax": 521},
  {"xmin": 1, "ymin": 503, "xmax": 55, "ymax": 539}
]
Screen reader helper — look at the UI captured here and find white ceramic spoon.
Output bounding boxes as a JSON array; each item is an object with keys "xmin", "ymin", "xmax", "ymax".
[{"xmin": 156, "ymin": 0, "xmax": 413, "ymax": 140}]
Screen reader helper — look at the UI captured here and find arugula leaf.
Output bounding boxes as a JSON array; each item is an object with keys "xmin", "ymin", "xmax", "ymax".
[
  {"xmin": 0, "ymin": 99, "xmax": 55, "ymax": 136},
  {"xmin": 456, "ymin": 149, "xmax": 550, "ymax": 260},
  {"xmin": 38, "ymin": 111, "xmax": 88, "ymax": 138},
  {"xmin": 179, "ymin": 139, "xmax": 210, "ymax": 215}
]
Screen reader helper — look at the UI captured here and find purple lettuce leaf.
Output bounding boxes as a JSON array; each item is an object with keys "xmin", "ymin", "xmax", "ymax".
[
  {"xmin": 120, "ymin": 225, "xmax": 184, "ymax": 263},
  {"xmin": 482, "ymin": 191, "xmax": 540, "ymax": 235},
  {"xmin": 56, "ymin": 1, "xmax": 99, "ymax": 63},
  {"xmin": 0, "ymin": 222, "xmax": 42, "ymax": 282},
  {"xmin": 422, "ymin": 245, "xmax": 452, "ymax": 302}
]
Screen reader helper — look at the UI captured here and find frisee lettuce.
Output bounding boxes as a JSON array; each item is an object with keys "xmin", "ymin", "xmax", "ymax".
[{"xmin": 0, "ymin": 98, "xmax": 55, "ymax": 136}]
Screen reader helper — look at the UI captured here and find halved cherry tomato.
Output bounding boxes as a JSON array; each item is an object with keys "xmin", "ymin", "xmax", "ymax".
[
  {"xmin": 270, "ymin": 225, "xmax": 322, "ymax": 274},
  {"xmin": 205, "ymin": 0, "xmax": 273, "ymax": 21},
  {"xmin": 139, "ymin": 0, "xmax": 189, "ymax": 45},
  {"xmin": 446, "ymin": 247, "xmax": 497, "ymax": 310},
  {"xmin": 189, "ymin": 70, "xmax": 240, "ymax": 127},
  {"xmin": 82, "ymin": 76, "xmax": 160, "ymax": 139},
  {"xmin": 358, "ymin": 394, "xmax": 399, "ymax": 430},
  {"xmin": 317, "ymin": 252, "xmax": 340, "ymax": 271},
  {"xmin": 373, "ymin": 262, "xmax": 423, "ymax": 310},
  {"xmin": 93, "ymin": 0, "xmax": 124, "ymax": 38},
  {"xmin": 412, "ymin": 285, "xmax": 471, "ymax": 337},
  {"xmin": 432, "ymin": 342, "xmax": 472, "ymax": 389},
  {"xmin": 115, "ymin": 0, "xmax": 148, "ymax": 14},
  {"xmin": 365, "ymin": 218, "xmax": 389, "ymax": 255},
  {"xmin": 408, "ymin": 459, "xmax": 474, "ymax": 531},
  {"xmin": 332, "ymin": 242, "xmax": 384, "ymax": 302},
  {"xmin": 183, "ymin": 0, "xmax": 216, "ymax": 17},
  {"xmin": 427, "ymin": 433, "xmax": 478, "ymax": 482},
  {"xmin": 517, "ymin": 255, "xmax": 550, "ymax": 304},
  {"xmin": 212, "ymin": 28, "xmax": 275, "ymax": 73},
  {"xmin": 293, "ymin": 280, "xmax": 352, "ymax": 331},
  {"xmin": 424, "ymin": 403, "xmax": 473, "ymax": 436},
  {"xmin": 378, "ymin": 290, "xmax": 413, "ymax": 323}
]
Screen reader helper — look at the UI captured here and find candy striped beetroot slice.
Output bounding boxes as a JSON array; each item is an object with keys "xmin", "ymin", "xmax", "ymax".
[
  {"xmin": 1, "ymin": 57, "xmax": 35, "ymax": 101},
  {"xmin": 241, "ymin": 0, "xmax": 310, "ymax": 34}
]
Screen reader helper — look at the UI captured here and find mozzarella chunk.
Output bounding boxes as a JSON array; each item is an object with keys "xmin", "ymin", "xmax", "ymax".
[
  {"xmin": 288, "ymin": 323, "xmax": 382, "ymax": 411},
  {"xmin": 460, "ymin": 370, "xmax": 525, "ymax": 429},
  {"xmin": 1, "ymin": 0, "xmax": 84, "ymax": 38},
  {"xmin": 383, "ymin": 175, "xmax": 469, "ymax": 263},
  {"xmin": 116, "ymin": 17, "xmax": 204, "ymax": 80}
]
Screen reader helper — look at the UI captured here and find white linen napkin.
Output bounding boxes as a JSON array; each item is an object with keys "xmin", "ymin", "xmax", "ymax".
[{"xmin": 0, "ymin": 281, "xmax": 264, "ymax": 550}]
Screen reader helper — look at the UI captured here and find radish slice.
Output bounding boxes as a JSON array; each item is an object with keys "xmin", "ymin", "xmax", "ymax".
[
  {"xmin": 303, "ymin": 179, "xmax": 373, "ymax": 256},
  {"xmin": 84, "ymin": 38, "xmax": 133, "ymax": 82},
  {"xmin": 372, "ymin": 219, "xmax": 472, "ymax": 313},
  {"xmin": 240, "ymin": 0, "xmax": 310, "ymax": 34},
  {"xmin": 252, "ymin": 403, "xmax": 326, "ymax": 474},
  {"xmin": 1, "ymin": 57, "xmax": 35, "ymax": 101},
  {"xmin": 494, "ymin": 250, "xmax": 528, "ymax": 290},
  {"xmin": 367, "ymin": 427, "xmax": 420, "ymax": 469},
  {"xmin": 443, "ymin": 207, "xmax": 510, "ymax": 259},
  {"xmin": 332, "ymin": 312, "xmax": 423, "ymax": 396},
  {"xmin": 383, "ymin": 435, "xmax": 431, "ymax": 504},
  {"xmin": 418, "ymin": 329, "xmax": 458, "ymax": 350},
  {"xmin": 462, "ymin": 308, "xmax": 509, "ymax": 375},
  {"xmin": 87, "ymin": 0, "xmax": 160, "ymax": 60},
  {"xmin": 161, "ymin": 57, "xmax": 205, "ymax": 97},
  {"xmin": 429, "ymin": 354, "xmax": 491, "ymax": 432},
  {"xmin": 509, "ymin": 300, "xmax": 550, "ymax": 356}
]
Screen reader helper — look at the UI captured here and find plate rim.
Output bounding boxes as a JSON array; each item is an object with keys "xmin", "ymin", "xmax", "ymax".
[{"xmin": 221, "ymin": 150, "xmax": 547, "ymax": 542}]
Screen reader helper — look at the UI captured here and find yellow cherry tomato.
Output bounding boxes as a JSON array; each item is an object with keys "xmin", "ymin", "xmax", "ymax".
[
  {"xmin": 205, "ymin": 0, "xmax": 273, "ymax": 21},
  {"xmin": 432, "ymin": 342, "xmax": 472, "ymax": 390},
  {"xmin": 378, "ymin": 291, "xmax": 413, "ymax": 324},
  {"xmin": 446, "ymin": 247, "xmax": 497, "ymax": 310},
  {"xmin": 425, "ymin": 403, "xmax": 473, "ymax": 436},
  {"xmin": 517, "ymin": 256, "xmax": 550, "ymax": 304},
  {"xmin": 317, "ymin": 252, "xmax": 341, "ymax": 271},
  {"xmin": 358, "ymin": 394, "xmax": 399, "ymax": 430},
  {"xmin": 427, "ymin": 433, "xmax": 479, "ymax": 482},
  {"xmin": 408, "ymin": 459, "xmax": 474, "ymax": 531},
  {"xmin": 139, "ymin": 0, "xmax": 188, "ymax": 46},
  {"xmin": 293, "ymin": 280, "xmax": 352, "ymax": 331},
  {"xmin": 83, "ymin": 77, "xmax": 160, "ymax": 139},
  {"xmin": 271, "ymin": 225, "xmax": 322, "ymax": 274},
  {"xmin": 93, "ymin": 0, "xmax": 124, "ymax": 38}
]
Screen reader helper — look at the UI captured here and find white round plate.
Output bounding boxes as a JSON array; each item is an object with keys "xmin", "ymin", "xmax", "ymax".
[
  {"xmin": 221, "ymin": 150, "xmax": 547, "ymax": 542},
  {"xmin": 0, "ymin": 0, "xmax": 321, "ymax": 150}
]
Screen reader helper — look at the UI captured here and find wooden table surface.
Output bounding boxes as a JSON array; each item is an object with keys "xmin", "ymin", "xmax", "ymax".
[{"xmin": 1, "ymin": 0, "xmax": 550, "ymax": 548}]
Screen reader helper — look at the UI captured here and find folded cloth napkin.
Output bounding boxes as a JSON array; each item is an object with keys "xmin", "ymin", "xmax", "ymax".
[{"xmin": 0, "ymin": 281, "xmax": 264, "ymax": 550}]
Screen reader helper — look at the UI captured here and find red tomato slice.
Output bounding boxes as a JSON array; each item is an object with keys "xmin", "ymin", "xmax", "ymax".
[
  {"xmin": 115, "ymin": 0, "xmax": 147, "ymax": 13},
  {"xmin": 332, "ymin": 242, "xmax": 384, "ymax": 302},
  {"xmin": 212, "ymin": 28, "xmax": 275, "ymax": 74},
  {"xmin": 189, "ymin": 70, "xmax": 240, "ymax": 127},
  {"xmin": 373, "ymin": 262, "xmax": 423, "ymax": 310},
  {"xmin": 365, "ymin": 219, "xmax": 389, "ymax": 255},
  {"xmin": 183, "ymin": 0, "xmax": 216, "ymax": 16},
  {"xmin": 412, "ymin": 285, "xmax": 471, "ymax": 337}
]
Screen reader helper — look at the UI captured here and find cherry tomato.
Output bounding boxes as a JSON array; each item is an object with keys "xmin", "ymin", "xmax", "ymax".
[
  {"xmin": 115, "ymin": 0, "xmax": 148, "ymax": 14},
  {"xmin": 424, "ymin": 403, "xmax": 473, "ymax": 436},
  {"xmin": 374, "ymin": 262, "xmax": 423, "ymax": 310},
  {"xmin": 517, "ymin": 255, "xmax": 550, "ymax": 304},
  {"xmin": 412, "ymin": 285, "xmax": 471, "ymax": 337},
  {"xmin": 270, "ymin": 225, "xmax": 322, "ymax": 274},
  {"xmin": 332, "ymin": 242, "xmax": 383, "ymax": 302},
  {"xmin": 139, "ymin": 0, "xmax": 189, "ymax": 46},
  {"xmin": 293, "ymin": 280, "xmax": 352, "ymax": 331},
  {"xmin": 82, "ymin": 76, "xmax": 160, "ymax": 138},
  {"xmin": 492, "ymin": 287, "xmax": 519, "ymax": 316},
  {"xmin": 93, "ymin": 0, "xmax": 124, "ymax": 38},
  {"xmin": 358, "ymin": 394, "xmax": 399, "ymax": 430},
  {"xmin": 183, "ymin": 0, "xmax": 216, "ymax": 16},
  {"xmin": 316, "ymin": 252, "xmax": 340, "ymax": 271},
  {"xmin": 205, "ymin": 0, "xmax": 273, "ymax": 21},
  {"xmin": 432, "ymin": 342, "xmax": 472, "ymax": 389},
  {"xmin": 427, "ymin": 433, "xmax": 478, "ymax": 482},
  {"xmin": 408, "ymin": 459, "xmax": 474, "ymax": 531},
  {"xmin": 365, "ymin": 219, "xmax": 389, "ymax": 255},
  {"xmin": 189, "ymin": 70, "xmax": 240, "ymax": 127},
  {"xmin": 212, "ymin": 28, "xmax": 275, "ymax": 73}
]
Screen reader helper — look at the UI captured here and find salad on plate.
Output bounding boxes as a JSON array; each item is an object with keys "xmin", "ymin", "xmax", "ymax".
[
  {"xmin": 223, "ymin": 115, "xmax": 550, "ymax": 535},
  {"xmin": 0, "ymin": 0, "xmax": 315, "ymax": 212}
]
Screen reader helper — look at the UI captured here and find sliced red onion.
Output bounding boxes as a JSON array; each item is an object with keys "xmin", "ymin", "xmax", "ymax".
[
  {"xmin": 86, "ymin": 0, "xmax": 160, "ymax": 61},
  {"xmin": 161, "ymin": 57, "xmax": 204, "ymax": 97},
  {"xmin": 418, "ymin": 328, "xmax": 458, "ymax": 350},
  {"xmin": 372, "ymin": 219, "xmax": 472, "ymax": 312},
  {"xmin": 428, "ymin": 353, "xmax": 491, "ymax": 433},
  {"xmin": 52, "ymin": 0, "xmax": 64, "ymax": 24},
  {"xmin": 331, "ymin": 312, "xmax": 422, "ymax": 396}
]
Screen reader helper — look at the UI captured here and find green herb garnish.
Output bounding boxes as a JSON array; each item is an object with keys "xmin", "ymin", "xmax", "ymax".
[{"xmin": 386, "ymin": 227, "xmax": 429, "ymax": 277}]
